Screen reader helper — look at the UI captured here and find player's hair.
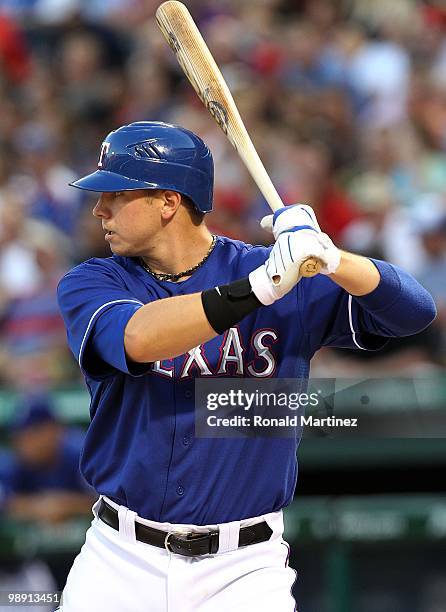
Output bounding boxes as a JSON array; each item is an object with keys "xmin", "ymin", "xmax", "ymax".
[{"xmin": 181, "ymin": 195, "xmax": 205, "ymax": 225}]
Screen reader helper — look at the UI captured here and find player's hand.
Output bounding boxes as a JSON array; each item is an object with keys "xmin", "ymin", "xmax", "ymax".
[
  {"xmin": 249, "ymin": 230, "xmax": 338, "ymax": 305},
  {"xmin": 261, "ymin": 204, "xmax": 340, "ymax": 277},
  {"xmin": 261, "ymin": 204, "xmax": 322, "ymax": 238}
]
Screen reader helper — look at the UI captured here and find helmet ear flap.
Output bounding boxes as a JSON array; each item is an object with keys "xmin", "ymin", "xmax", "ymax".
[{"xmin": 70, "ymin": 122, "xmax": 214, "ymax": 214}]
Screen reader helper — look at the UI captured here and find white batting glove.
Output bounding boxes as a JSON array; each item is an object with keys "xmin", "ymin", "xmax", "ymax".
[
  {"xmin": 261, "ymin": 204, "xmax": 322, "ymax": 238},
  {"xmin": 249, "ymin": 230, "xmax": 338, "ymax": 305},
  {"xmin": 260, "ymin": 204, "xmax": 341, "ymax": 277}
]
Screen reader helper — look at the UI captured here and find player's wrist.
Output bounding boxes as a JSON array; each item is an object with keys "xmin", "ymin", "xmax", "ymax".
[
  {"xmin": 248, "ymin": 265, "xmax": 281, "ymax": 305},
  {"xmin": 316, "ymin": 233, "xmax": 341, "ymax": 275},
  {"xmin": 201, "ymin": 278, "xmax": 262, "ymax": 334}
]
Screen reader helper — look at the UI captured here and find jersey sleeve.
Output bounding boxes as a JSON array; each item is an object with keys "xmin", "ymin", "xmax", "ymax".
[
  {"xmin": 301, "ymin": 259, "xmax": 437, "ymax": 356},
  {"xmin": 57, "ymin": 259, "xmax": 151, "ymax": 378}
]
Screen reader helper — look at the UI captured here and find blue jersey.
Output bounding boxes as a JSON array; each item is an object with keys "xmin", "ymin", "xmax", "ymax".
[{"xmin": 57, "ymin": 236, "xmax": 435, "ymax": 524}]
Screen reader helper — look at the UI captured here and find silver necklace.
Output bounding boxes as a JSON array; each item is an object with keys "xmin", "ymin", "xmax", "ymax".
[{"xmin": 140, "ymin": 235, "xmax": 217, "ymax": 282}]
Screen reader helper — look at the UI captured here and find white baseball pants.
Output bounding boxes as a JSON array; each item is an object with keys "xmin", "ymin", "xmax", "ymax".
[{"xmin": 59, "ymin": 496, "xmax": 297, "ymax": 612}]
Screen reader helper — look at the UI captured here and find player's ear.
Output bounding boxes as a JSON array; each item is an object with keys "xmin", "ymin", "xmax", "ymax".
[{"xmin": 160, "ymin": 190, "xmax": 182, "ymax": 220}]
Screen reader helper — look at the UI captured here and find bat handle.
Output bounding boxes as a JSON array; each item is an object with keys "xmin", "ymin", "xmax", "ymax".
[
  {"xmin": 299, "ymin": 257, "xmax": 323, "ymax": 277},
  {"xmin": 258, "ymin": 188, "xmax": 324, "ymax": 278}
]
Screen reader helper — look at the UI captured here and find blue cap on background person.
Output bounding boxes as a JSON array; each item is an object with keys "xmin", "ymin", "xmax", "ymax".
[{"xmin": 10, "ymin": 394, "xmax": 58, "ymax": 434}]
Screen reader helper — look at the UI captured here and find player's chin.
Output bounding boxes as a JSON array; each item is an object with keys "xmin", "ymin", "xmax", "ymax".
[
  {"xmin": 112, "ymin": 244, "xmax": 144, "ymax": 259},
  {"xmin": 106, "ymin": 234, "xmax": 143, "ymax": 257},
  {"xmin": 108, "ymin": 241, "xmax": 133, "ymax": 257}
]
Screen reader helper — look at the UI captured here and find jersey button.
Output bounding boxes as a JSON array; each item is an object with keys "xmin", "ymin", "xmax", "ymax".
[
  {"xmin": 184, "ymin": 390, "xmax": 192, "ymax": 399},
  {"xmin": 176, "ymin": 485, "xmax": 185, "ymax": 496},
  {"xmin": 182, "ymin": 435, "xmax": 190, "ymax": 446}
]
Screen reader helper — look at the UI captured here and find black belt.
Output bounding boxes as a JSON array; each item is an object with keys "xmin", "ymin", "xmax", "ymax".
[{"xmin": 97, "ymin": 499, "xmax": 273, "ymax": 557}]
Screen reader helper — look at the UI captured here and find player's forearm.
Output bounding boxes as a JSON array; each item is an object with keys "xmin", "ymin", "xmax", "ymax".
[
  {"xmin": 125, "ymin": 278, "xmax": 264, "ymax": 363},
  {"xmin": 328, "ymin": 251, "xmax": 380, "ymax": 296},
  {"xmin": 125, "ymin": 293, "xmax": 216, "ymax": 362}
]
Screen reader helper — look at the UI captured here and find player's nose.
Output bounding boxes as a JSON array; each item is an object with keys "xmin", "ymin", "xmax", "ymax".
[{"xmin": 93, "ymin": 194, "xmax": 111, "ymax": 219}]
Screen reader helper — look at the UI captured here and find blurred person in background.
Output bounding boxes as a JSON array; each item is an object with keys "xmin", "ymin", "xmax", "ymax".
[
  {"xmin": 0, "ymin": 197, "xmax": 77, "ymax": 387},
  {"xmin": 2, "ymin": 393, "xmax": 94, "ymax": 524},
  {"xmin": 413, "ymin": 201, "xmax": 446, "ymax": 365},
  {"xmin": 279, "ymin": 19, "xmax": 344, "ymax": 95},
  {"xmin": 57, "ymin": 31, "xmax": 123, "ymax": 130},
  {"xmin": 0, "ymin": 190, "xmax": 44, "ymax": 302},
  {"xmin": 0, "ymin": 446, "xmax": 14, "ymax": 511},
  {"xmin": 0, "ymin": 394, "xmax": 93, "ymax": 604},
  {"xmin": 341, "ymin": 171, "xmax": 426, "ymax": 274},
  {"xmin": 11, "ymin": 122, "xmax": 81, "ymax": 236},
  {"xmin": 0, "ymin": 8, "xmax": 31, "ymax": 84},
  {"xmin": 353, "ymin": 124, "xmax": 446, "ymax": 214},
  {"xmin": 333, "ymin": 16, "xmax": 412, "ymax": 129}
]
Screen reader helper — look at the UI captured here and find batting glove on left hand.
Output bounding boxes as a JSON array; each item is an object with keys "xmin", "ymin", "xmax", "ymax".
[{"xmin": 261, "ymin": 204, "xmax": 341, "ymax": 275}]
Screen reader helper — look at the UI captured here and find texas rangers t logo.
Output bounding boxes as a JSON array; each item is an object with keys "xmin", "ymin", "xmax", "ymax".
[{"xmin": 98, "ymin": 142, "xmax": 111, "ymax": 168}]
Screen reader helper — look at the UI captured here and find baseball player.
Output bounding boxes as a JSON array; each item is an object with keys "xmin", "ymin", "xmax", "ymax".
[{"xmin": 56, "ymin": 121, "xmax": 436, "ymax": 611}]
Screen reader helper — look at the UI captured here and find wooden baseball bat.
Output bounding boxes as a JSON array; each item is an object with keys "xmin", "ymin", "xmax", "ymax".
[{"xmin": 155, "ymin": 1, "xmax": 322, "ymax": 278}]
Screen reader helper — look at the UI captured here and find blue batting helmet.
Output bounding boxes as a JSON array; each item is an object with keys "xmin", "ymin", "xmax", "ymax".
[{"xmin": 70, "ymin": 122, "xmax": 214, "ymax": 213}]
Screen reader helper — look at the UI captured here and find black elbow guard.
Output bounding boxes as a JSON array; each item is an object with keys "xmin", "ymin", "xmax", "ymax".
[{"xmin": 201, "ymin": 278, "xmax": 262, "ymax": 334}]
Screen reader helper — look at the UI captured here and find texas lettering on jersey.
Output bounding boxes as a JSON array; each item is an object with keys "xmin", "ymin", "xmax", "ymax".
[{"xmin": 152, "ymin": 327, "xmax": 278, "ymax": 379}]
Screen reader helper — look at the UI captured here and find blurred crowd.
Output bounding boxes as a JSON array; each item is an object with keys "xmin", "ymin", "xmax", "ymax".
[
  {"xmin": 0, "ymin": 0, "xmax": 445, "ymax": 388},
  {"xmin": 0, "ymin": 394, "xmax": 93, "ymax": 524},
  {"xmin": 0, "ymin": 393, "xmax": 95, "ymax": 597}
]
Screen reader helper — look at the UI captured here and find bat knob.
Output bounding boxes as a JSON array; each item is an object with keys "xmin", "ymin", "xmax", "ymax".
[{"xmin": 299, "ymin": 258, "xmax": 322, "ymax": 278}]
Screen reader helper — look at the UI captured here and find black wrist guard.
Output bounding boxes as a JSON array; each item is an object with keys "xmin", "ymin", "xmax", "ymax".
[{"xmin": 201, "ymin": 278, "xmax": 262, "ymax": 334}]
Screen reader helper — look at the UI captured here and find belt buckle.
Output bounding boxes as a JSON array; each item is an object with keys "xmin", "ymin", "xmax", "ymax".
[
  {"xmin": 164, "ymin": 527, "xmax": 191, "ymax": 554},
  {"xmin": 164, "ymin": 529, "xmax": 219, "ymax": 555},
  {"xmin": 164, "ymin": 531, "xmax": 175, "ymax": 553}
]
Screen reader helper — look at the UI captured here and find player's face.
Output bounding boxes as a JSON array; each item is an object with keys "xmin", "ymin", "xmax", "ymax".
[{"xmin": 93, "ymin": 190, "xmax": 163, "ymax": 256}]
